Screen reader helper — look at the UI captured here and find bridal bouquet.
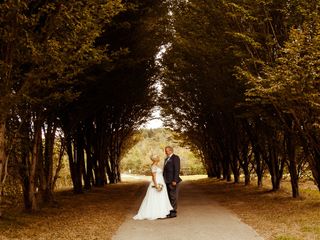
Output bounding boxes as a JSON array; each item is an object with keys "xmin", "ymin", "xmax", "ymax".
[{"xmin": 152, "ymin": 183, "xmax": 164, "ymax": 192}]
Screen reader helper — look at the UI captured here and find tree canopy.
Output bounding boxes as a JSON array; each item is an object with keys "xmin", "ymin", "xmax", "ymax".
[
  {"xmin": 160, "ymin": 0, "xmax": 320, "ymax": 197},
  {"xmin": 0, "ymin": 0, "xmax": 319, "ymax": 214}
]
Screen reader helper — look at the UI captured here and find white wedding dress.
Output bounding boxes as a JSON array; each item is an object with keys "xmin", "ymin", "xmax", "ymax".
[{"xmin": 133, "ymin": 165, "xmax": 173, "ymax": 220}]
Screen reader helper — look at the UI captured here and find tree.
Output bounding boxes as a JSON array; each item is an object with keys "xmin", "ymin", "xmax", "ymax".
[
  {"xmin": 57, "ymin": 0, "xmax": 170, "ymax": 189},
  {"xmin": 247, "ymin": 18, "xmax": 320, "ymax": 193},
  {"xmin": 0, "ymin": 0, "xmax": 124, "ymax": 211},
  {"xmin": 160, "ymin": 0, "xmax": 320, "ymax": 197}
]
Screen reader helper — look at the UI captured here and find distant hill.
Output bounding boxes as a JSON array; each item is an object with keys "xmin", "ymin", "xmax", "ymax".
[{"xmin": 121, "ymin": 128, "xmax": 205, "ymax": 175}]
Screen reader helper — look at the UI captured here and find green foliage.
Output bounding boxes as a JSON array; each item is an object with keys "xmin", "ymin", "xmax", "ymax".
[
  {"xmin": 243, "ymin": 2, "xmax": 320, "ymax": 189},
  {"xmin": 2, "ymin": 171, "xmax": 21, "ymax": 205},
  {"xmin": 0, "ymin": 0, "xmax": 127, "ymax": 209},
  {"xmin": 121, "ymin": 128, "xmax": 205, "ymax": 175},
  {"xmin": 0, "ymin": 0, "xmax": 124, "ymax": 114},
  {"xmin": 1, "ymin": 0, "xmax": 319, "ymax": 213},
  {"xmin": 302, "ymin": 225, "xmax": 320, "ymax": 236},
  {"xmin": 247, "ymin": 20, "xmax": 320, "ymax": 123},
  {"xmin": 274, "ymin": 236, "xmax": 299, "ymax": 240},
  {"xmin": 159, "ymin": 0, "xmax": 320, "ymax": 191}
]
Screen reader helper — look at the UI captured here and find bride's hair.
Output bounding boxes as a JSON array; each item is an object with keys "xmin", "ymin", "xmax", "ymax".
[{"xmin": 150, "ymin": 154, "xmax": 160, "ymax": 162}]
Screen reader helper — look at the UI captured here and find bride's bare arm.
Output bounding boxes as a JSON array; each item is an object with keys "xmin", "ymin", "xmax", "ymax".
[{"xmin": 151, "ymin": 172, "xmax": 158, "ymax": 187}]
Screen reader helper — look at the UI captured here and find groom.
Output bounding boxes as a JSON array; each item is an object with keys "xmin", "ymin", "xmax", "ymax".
[{"xmin": 163, "ymin": 146, "xmax": 182, "ymax": 218}]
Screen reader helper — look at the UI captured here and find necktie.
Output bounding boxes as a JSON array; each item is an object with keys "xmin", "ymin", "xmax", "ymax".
[{"xmin": 165, "ymin": 157, "xmax": 170, "ymax": 165}]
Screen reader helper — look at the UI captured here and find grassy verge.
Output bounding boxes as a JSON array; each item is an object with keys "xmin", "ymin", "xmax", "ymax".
[
  {"xmin": 0, "ymin": 181, "xmax": 147, "ymax": 240},
  {"xmin": 191, "ymin": 178, "xmax": 320, "ymax": 240}
]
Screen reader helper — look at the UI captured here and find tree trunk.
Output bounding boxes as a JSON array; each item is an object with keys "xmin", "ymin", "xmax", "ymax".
[
  {"xmin": 222, "ymin": 150, "xmax": 231, "ymax": 181},
  {"xmin": 268, "ymin": 148, "xmax": 278, "ymax": 191},
  {"xmin": 215, "ymin": 160, "xmax": 222, "ymax": 179},
  {"xmin": 230, "ymin": 154, "xmax": 240, "ymax": 184},
  {"xmin": 84, "ymin": 126, "xmax": 94, "ymax": 190},
  {"xmin": 19, "ymin": 143, "xmax": 31, "ymax": 210},
  {"xmin": 288, "ymin": 142, "xmax": 300, "ymax": 198},
  {"xmin": 116, "ymin": 162, "xmax": 121, "ymax": 183},
  {"xmin": 206, "ymin": 163, "xmax": 216, "ymax": 178},
  {"xmin": 254, "ymin": 148, "xmax": 263, "ymax": 188},
  {"xmin": 287, "ymin": 133, "xmax": 299, "ymax": 198},
  {"xmin": 239, "ymin": 144, "xmax": 250, "ymax": 186},
  {"xmin": 107, "ymin": 136, "xmax": 117, "ymax": 184},
  {"xmin": 28, "ymin": 120, "xmax": 42, "ymax": 211},
  {"xmin": 308, "ymin": 132, "xmax": 320, "ymax": 191},
  {"xmin": 76, "ymin": 129, "xmax": 87, "ymax": 191},
  {"xmin": 310, "ymin": 149, "xmax": 320, "ymax": 191},
  {"xmin": 94, "ymin": 119, "xmax": 106, "ymax": 186},
  {"xmin": 107, "ymin": 155, "xmax": 116, "ymax": 184},
  {"xmin": 267, "ymin": 142, "xmax": 284, "ymax": 192},
  {"xmin": 205, "ymin": 146, "xmax": 219, "ymax": 178},
  {"xmin": 84, "ymin": 146, "xmax": 93, "ymax": 190},
  {"xmin": 66, "ymin": 137, "xmax": 82, "ymax": 194},
  {"xmin": 205, "ymin": 155, "xmax": 216, "ymax": 178},
  {"xmin": 52, "ymin": 136, "xmax": 65, "ymax": 191},
  {"xmin": 96, "ymin": 148, "xmax": 107, "ymax": 186},
  {"xmin": 21, "ymin": 171, "xmax": 31, "ymax": 210},
  {"xmin": 38, "ymin": 121, "xmax": 57, "ymax": 204},
  {"xmin": 243, "ymin": 166, "xmax": 250, "ymax": 186},
  {"xmin": 43, "ymin": 120, "xmax": 56, "ymax": 202},
  {"xmin": 0, "ymin": 122, "xmax": 8, "ymax": 217},
  {"xmin": 74, "ymin": 133, "xmax": 83, "ymax": 194},
  {"xmin": 115, "ymin": 139, "xmax": 122, "ymax": 183}
]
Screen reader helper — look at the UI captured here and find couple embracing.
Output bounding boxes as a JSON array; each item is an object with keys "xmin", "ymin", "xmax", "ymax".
[{"xmin": 133, "ymin": 146, "xmax": 182, "ymax": 220}]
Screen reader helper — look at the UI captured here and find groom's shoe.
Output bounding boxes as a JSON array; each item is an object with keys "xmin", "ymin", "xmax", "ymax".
[{"xmin": 166, "ymin": 213, "xmax": 177, "ymax": 218}]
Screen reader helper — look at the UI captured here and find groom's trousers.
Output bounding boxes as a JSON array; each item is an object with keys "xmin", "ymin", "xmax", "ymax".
[{"xmin": 167, "ymin": 183, "xmax": 180, "ymax": 212}]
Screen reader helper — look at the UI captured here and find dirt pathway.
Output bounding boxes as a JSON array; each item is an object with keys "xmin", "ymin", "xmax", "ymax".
[{"xmin": 112, "ymin": 181, "xmax": 264, "ymax": 240}]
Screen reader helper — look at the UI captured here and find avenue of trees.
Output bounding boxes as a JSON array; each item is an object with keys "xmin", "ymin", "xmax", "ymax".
[
  {"xmin": 0, "ymin": 0, "xmax": 168, "ymax": 213},
  {"xmin": 0, "ymin": 0, "xmax": 319, "ymax": 215},
  {"xmin": 160, "ymin": 0, "xmax": 320, "ymax": 198}
]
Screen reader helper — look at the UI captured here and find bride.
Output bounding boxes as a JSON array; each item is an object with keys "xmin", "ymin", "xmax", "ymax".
[{"xmin": 133, "ymin": 154, "xmax": 173, "ymax": 220}]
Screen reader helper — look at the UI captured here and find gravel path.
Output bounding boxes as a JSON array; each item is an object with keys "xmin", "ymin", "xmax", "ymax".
[{"xmin": 113, "ymin": 181, "xmax": 264, "ymax": 240}]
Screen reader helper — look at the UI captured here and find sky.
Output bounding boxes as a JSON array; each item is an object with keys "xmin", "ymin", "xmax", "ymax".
[
  {"xmin": 142, "ymin": 45, "xmax": 167, "ymax": 129},
  {"xmin": 144, "ymin": 118, "xmax": 163, "ymax": 129},
  {"xmin": 142, "ymin": 108, "xmax": 163, "ymax": 129}
]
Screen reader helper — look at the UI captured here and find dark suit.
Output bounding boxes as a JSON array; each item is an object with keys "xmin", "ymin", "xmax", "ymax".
[{"xmin": 163, "ymin": 154, "xmax": 182, "ymax": 212}]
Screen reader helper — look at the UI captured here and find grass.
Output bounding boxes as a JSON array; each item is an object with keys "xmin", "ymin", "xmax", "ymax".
[
  {"xmin": 0, "ymin": 181, "xmax": 147, "ymax": 240},
  {"xmin": 190, "ymin": 177, "xmax": 320, "ymax": 240},
  {"xmin": 274, "ymin": 236, "xmax": 300, "ymax": 240}
]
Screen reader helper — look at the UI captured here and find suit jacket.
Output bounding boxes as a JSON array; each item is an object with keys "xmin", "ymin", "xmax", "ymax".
[{"xmin": 163, "ymin": 154, "xmax": 182, "ymax": 184}]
